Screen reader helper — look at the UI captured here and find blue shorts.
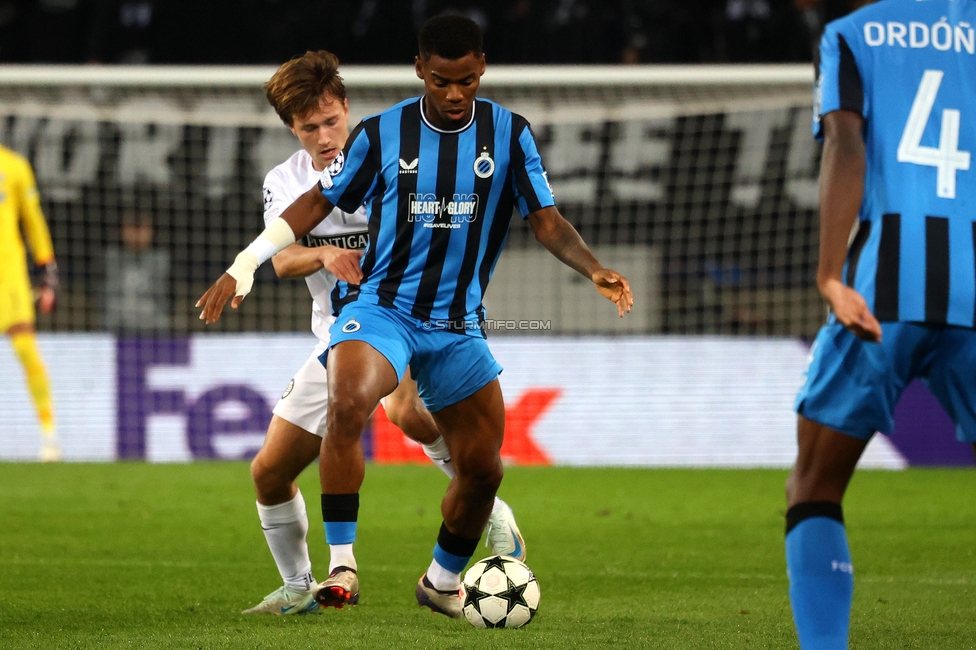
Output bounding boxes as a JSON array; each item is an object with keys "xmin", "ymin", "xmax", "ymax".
[
  {"xmin": 795, "ymin": 321, "xmax": 976, "ymax": 442},
  {"xmin": 322, "ymin": 302, "xmax": 502, "ymax": 413}
]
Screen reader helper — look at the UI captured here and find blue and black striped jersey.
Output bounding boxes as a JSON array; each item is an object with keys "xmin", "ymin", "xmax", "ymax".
[
  {"xmin": 816, "ymin": 0, "xmax": 976, "ymax": 327},
  {"xmin": 317, "ymin": 96, "xmax": 555, "ymax": 335}
]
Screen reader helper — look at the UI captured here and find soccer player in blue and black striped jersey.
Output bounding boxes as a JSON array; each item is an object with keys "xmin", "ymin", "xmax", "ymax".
[
  {"xmin": 788, "ymin": 1, "xmax": 976, "ymax": 647},
  {"xmin": 198, "ymin": 15, "xmax": 633, "ymax": 618}
]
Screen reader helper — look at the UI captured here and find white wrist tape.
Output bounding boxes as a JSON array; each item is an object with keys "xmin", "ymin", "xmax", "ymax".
[
  {"xmin": 244, "ymin": 218, "xmax": 298, "ymax": 264},
  {"xmin": 226, "ymin": 219, "xmax": 297, "ymax": 298},
  {"xmin": 226, "ymin": 251, "xmax": 259, "ymax": 298}
]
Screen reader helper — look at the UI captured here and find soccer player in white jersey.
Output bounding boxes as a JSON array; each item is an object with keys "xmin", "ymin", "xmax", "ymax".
[{"xmin": 240, "ymin": 51, "xmax": 525, "ymax": 616}]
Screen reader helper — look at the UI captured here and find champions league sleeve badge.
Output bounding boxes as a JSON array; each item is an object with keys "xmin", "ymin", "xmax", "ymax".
[
  {"xmin": 320, "ymin": 150, "xmax": 345, "ymax": 189},
  {"xmin": 474, "ymin": 150, "xmax": 495, "ymax": 179}
]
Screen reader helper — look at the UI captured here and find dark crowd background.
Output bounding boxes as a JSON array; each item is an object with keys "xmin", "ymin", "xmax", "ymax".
[{"xmin": 0, "ymin": 0, "xmax": 868, "ymax": 66}]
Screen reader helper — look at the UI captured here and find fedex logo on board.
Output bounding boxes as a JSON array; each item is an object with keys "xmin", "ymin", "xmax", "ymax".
[
  {"xmin": 116, "ymin": 338, "xmax": 272, "ymax": 459},
  {"xmin": 115, "ymin": 338, "xmax": 557, "ymax": 464}
]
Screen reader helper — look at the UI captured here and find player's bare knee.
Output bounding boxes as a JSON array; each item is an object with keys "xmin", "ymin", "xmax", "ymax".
[
  {"xmin": 456, "ymin": 456, "xmax": 503, "ymax": 494},
  {"xmin": 250, "ymin": 455, "xmax": 289, "ymax": 501},
  {"xmin": 249, "ymin": 454, "xmax": 262, "ymax": 484},
  {"xmin": 249, "ymin": 448, "xmax": 270, "ymax": 484},
  {"xmin": 392, "ymin": 405, "xmax": 439, "ymax": 445},
  {"xmin": 328, "ymin": 387, "xmax": 372, "ymax": 422},
  {"xmin": 386, "ymin": 407, "xmax": 414, "ymax": 435},
  {"xmin": 383, "ymin": 396, "xmax": 410, "ymax": 429},
  {"xmin": 326, "ymin": 393, "xmax": 372, "ymax": 443},
  {"xmin": 473, "ymin": 466, "xmax": 503, "ymax": 498}
]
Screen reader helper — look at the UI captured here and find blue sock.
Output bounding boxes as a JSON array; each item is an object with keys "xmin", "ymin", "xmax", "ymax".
[
  {"xmin": 785, "ymin": 502, "xmax": 853, "ymax": 650},
  {"xmin": 323, "ymin": 521, "xmax": 357, "ymax": 545}
]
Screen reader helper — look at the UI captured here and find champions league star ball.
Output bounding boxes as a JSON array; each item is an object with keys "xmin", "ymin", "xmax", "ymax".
[{"xmin": 459, "ymin": 555, "xmax": 540, "ymax": 628}]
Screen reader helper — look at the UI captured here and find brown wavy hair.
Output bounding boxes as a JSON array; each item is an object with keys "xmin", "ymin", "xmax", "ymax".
[{"xmin": 264, "ymin": 50, "xmax": 347, "ymax": 126}]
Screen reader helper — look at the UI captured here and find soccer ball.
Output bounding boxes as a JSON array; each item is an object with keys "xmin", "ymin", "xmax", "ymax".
[{"xmin": 459, "ymin": 555, "xmax": 540, "ymax": 628}]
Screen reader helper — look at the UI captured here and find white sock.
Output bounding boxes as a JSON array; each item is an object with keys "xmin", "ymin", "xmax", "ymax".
[
  {"xmin": 427, "ymin": 557, "xmax": 461, "ymax": 591},
  {"xmin": 256, "ymin": 490, "xmax": 314, "ymax": 591},
  {"xmin": 422, "ymin": 436, "xmax": 456, "ymax": 479},
  {"xmin": 329, "ymin": 543, "xmax": 357, "ymax": 573}
]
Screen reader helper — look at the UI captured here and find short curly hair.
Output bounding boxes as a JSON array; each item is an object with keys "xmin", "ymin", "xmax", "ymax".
[
  {"xmin": 264, "ymin": 50, "xmax": 347, "ymax": 126},
  {"xmin": 418, "ymin": 14, "xmax": 483, "ymax": 61}
]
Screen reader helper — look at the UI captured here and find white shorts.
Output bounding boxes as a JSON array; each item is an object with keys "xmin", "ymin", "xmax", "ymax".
[
  {"xmin": 273, "ymin": 353, "xmax": 329, "ymax": 437},
  {"xmin": 273, "ymin": 348, "xmax": 398, "ymax": 437}
]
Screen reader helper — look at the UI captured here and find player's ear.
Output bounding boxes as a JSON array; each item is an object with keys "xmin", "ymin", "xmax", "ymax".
[
  {"xmin": 478, "ymin": 54, "xmax": 486, "ymax": 76},
  {"xmin": 415, "ymin": 56, "xmax": 425, "ymax": 80}
]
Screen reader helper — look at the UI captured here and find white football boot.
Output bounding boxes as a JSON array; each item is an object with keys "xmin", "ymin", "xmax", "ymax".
[
  {"xmin": 485, "ymin": 499, "xmax": 526, "ymax": 561},
  {"xmin": 242, "ymin": 584, "xmax": 319, "ymax": 615},
  {"xmin": 415, "ymin": 574, "xmax": 462, "ymax": 618},
  {"xmin": 315, "ymin": 566, "xmax": 360, "ymax": 608}
]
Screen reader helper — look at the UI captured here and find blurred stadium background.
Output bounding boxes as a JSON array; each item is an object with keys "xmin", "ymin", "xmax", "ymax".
[{"xmin": 0, "ymin": 0, "xmax": 971, "ymax": 468}]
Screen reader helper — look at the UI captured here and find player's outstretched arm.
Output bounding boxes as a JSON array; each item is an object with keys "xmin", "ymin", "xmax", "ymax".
[
  {"xmin": 817, "ymin": 110, "xmax": 881, "ymax": 343},
  {"xmin": 196, "ymin": 187, "xmax": 336, "ymax": 324},
  {"xmin": 528, "ymin": 206, "xmax": 634, "ymax": 318},
  {"xmin": 271, "ymin": 244, "xmax": 364, "ymax": 284}
]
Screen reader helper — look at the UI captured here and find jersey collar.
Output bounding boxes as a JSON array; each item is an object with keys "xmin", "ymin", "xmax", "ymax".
[{"xmin": 419, "ymin": 96, "xmax": 476, "ymax": 134}]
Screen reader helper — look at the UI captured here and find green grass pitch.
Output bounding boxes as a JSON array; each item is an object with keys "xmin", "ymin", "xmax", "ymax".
[{"xmin": 1, "ymin": 463, "xmax": 974, "ymax": 649}]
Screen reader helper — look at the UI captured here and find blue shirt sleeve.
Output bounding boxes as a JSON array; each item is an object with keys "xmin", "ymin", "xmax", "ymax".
[
  {"xmin": 318, "ymin": 121, "xmax": 380, "ymax": 213},
  {"xmin": 510, "ymin": 116, "xmax": 556, "ymax": 219},
  {"xmin": 814, "ymin": 22, "xmax": 865, "ymax": 141}
]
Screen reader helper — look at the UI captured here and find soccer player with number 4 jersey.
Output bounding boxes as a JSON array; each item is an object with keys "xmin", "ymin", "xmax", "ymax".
[
  {"xmin": 199, "ymin": 15, "xmax": 632, "ymax": 618},
  {"xmin": 788, "ymin": 1, "xmax": 976, "ymax": 647}
]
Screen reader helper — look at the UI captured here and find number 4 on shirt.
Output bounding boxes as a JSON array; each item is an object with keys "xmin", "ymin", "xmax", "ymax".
[{"xmin": 897, "ymin": 69, "xmax": 971, "ymax": 200}]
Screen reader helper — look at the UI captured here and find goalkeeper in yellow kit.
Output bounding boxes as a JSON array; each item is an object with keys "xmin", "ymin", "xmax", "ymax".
[{"xmin": 0, "ymin": 144, "xmax": 61, "ymax": 461}]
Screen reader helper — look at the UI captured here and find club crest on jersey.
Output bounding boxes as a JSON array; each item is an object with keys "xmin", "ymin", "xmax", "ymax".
[
  {"xmin": 399, "ymin": 158, "xmax": 418, "ymax": 174},
  {"xmin": 473, "ymin": 151, "xmax": 495, "ymax": 179},
  {"xmin": 341, "ymin": 318, "xmax": 361, "ymax": 333}
]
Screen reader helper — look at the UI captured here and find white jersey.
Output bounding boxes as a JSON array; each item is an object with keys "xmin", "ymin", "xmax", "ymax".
[{"xmin": 263, "ymin": 149, "xmax": 368, "ymax": 348}]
